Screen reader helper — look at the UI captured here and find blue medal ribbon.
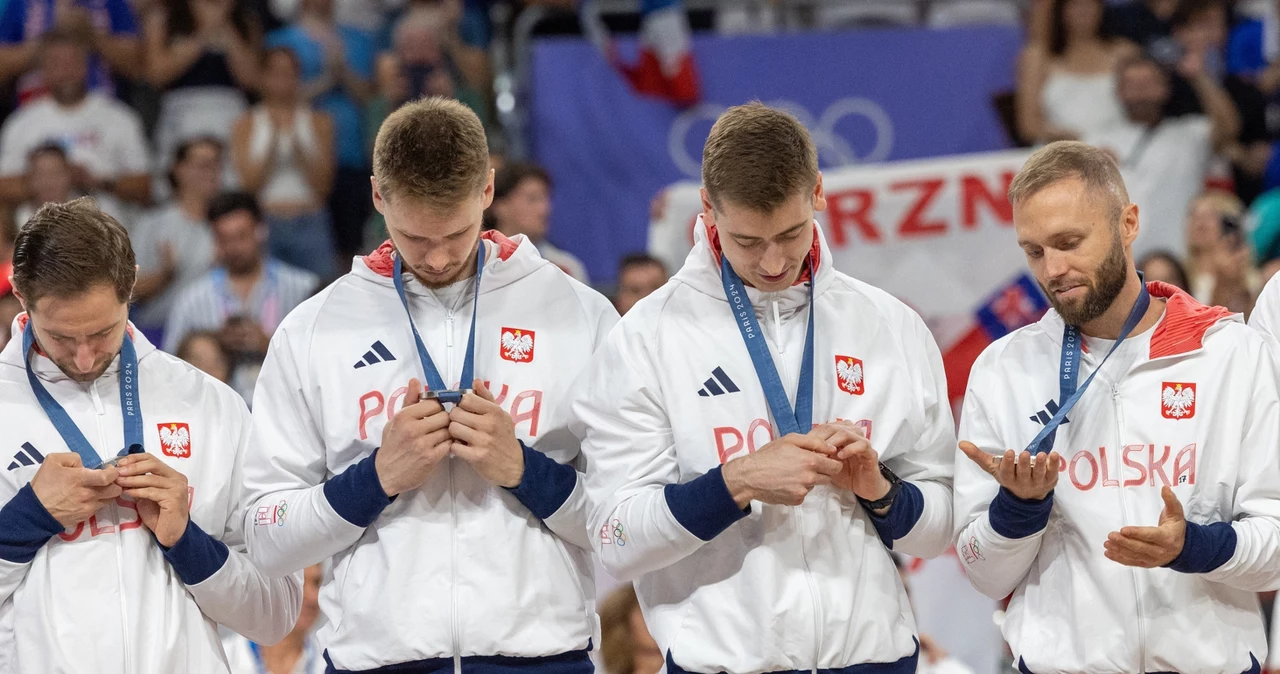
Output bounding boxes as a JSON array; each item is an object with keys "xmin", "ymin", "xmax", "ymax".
[
  {"xmin": 1027, "ymin": 276, "xmax": 1152, "ymax": 455},
  {"xmin": 22, "ymin": 320, "xmax": 144, "ymax": 469},
  {"xmin": 392, "ymin": 243, "xmax": 485, "ymax": 405},
  {"xmin": 720, "ymin": 255, "xmax": 815, "ymax": 436}
]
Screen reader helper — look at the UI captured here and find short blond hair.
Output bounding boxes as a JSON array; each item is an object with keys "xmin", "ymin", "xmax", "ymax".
[
  {"xmin": 1009, "ymin": 141, "xmax": 1129, "ymax": 221},
  {"xmin": 702, "ymin": 102, "xmax": 819, "ymax": 213},
  {"xmin": 373, "ymin": 97, "xmax": 490, "ymax": 208}
]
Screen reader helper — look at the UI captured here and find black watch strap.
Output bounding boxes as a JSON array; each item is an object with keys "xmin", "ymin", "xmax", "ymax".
[{"xmin": 857, "ymin": 462, "xmax": 903, "ymax": 512}]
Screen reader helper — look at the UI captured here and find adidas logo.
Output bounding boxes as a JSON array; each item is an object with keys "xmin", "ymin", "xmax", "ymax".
[
  {"xmin": 7, "ymin": 443, "xmax": 44, "ymax": 471},
  {"xmin": 353, "ymin": 341, "xmax": 397, "ymax": 369},
  {"xmin": 1029, "ymin": 399, "xmax": 1070, "ymax": 426},
  {"xmin": 697, "ymin": 367, "xmax": 740, "ymax": 397}
]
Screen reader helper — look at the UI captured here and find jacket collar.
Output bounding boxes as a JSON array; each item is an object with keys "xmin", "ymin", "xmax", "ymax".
[
  {"xmin": 704, "ymin": 217, "xmax": 824, "ymax": 286},
  {"xmin": 674, "ymin": 215, "xmax": 835, "ymax": 315},
  {"xmin": 1036, "ymin": 281, "xmax": 1237, "ymax": 360},
  {"xmin": 356, "ymin": 230, "xmax": 542, "ymax": 295},
  {"xmin": 2, "ymin": 312, "xmax": 153, "ymax": 384}
]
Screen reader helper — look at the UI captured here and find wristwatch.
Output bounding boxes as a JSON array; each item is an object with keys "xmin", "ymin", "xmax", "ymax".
[{"xmin": 857, "ymin": 462, "xmax": 903, "ymax": 513}]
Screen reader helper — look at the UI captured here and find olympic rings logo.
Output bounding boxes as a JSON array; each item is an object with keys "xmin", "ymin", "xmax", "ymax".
[{"xmin": 667, "ymin": 97, "xmax": 896, "ymax": 178}]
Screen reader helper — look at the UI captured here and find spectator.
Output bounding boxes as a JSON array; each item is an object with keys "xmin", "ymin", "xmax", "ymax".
[
  {"xmin": 391, "ymin": 0, "xmax": 486, "ymax": 122},
  {"xmin": 231, "ymin": 46, "xmax": 336, "ymax": 279},
  {"xmin": 143, "ymin": 0, "xmax": 262, "ymax": 194},
  {"xmin": 16, "ymin": 143, "xmax": 79, "ymax": 225},
  {"xmin": 1103, "ymin": 0, "xmax": 1179, "ymax": 57},
  {"xmin": 1184, "ymin": 189, "xmax": 1257, "ymax": 314},
  {"xmin": 598, "ymin": 584, "xmax": 662, "ymax": 674},
  {"xmin": 0, "ymin": 29, "xmax": 151, "ymax": 222},
  {"xmin": 360, "ymin": 51, "xmax": 407, "ymax": 251},
  {"xmin": 1137, "ymin": 249, "xmax": 1192, "ymax": 290},
  {"xmin": 175, "ymin": 329, "xmax": 231, "ymax": 382},
  {"xmin": 164, "ymin": 191, "xmax": 320, "ymax": 403},
  {"xmin": 1207, "ymin": 206, "xmax": 1258, "ymax": 315},
  {"xmin": 1016, "ymin": 0, "xmax": 1136, "ymax": 144},
  {"xmin": 266, "ymin": 0, "xmax": 374, "ymax": 264},
  {"xmin": 225, "ymin": 565, "xmax": 326, "ymax": 674},
  {"xmin": 0, "ymin": 205, "xmax": 16, "ymax": 350},
  {"xmin": 1185, "ymin": 188, "xmax": 1244, "ymax": 298},
  {"xmin": 1085, "ymin": 52, "xmax": 1239, "ymax": 257},
  {"xmin": 130, "ymin": 136, "xmax": 225, "ymax": 341},
  {"xmin": 488, "ymin": 161, "xmax": 590, "ymax": 283},
  {"xmin": 0, "ymin": 0, "xmax": 141, "ymax": 103},
  {"xmin": 614, "ymin": 252, "xmax": 667, "ymax": 315}
]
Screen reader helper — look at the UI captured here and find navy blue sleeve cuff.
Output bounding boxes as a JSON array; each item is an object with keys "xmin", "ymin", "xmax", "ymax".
[
  {"xmin": 161, "ymin": 519, "xmax": 230, "ymax": 585},
  {"xmin": 0, "ymin": 483, "xmax": 65, "ymax": 564},
  {"xmin": 506, "ymin": 442, "xmax": 578, "ymax": 520},
  {"xmin": 988, "ymin": 487, "xmax": 1053, "ymax": 539},
  {"xmin": 866, "ymin": 481, "xmax": 924, "ymax": 549},
  {"xmin": 663, "ymin": 465, "xmax": 750, "ymax": 542},
  {"xmin": 323, "ymin": 449, "xmax": 394, "ymax": 528},
  {"xmin": 1165, "ymin": 520, "xmax": 1237, "ymax": 574}
]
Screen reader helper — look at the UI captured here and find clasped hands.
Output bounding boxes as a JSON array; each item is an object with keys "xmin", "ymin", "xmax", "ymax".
[{"xmin": 375, "ymin": 378, "xmax": 524, "ymax": 497}]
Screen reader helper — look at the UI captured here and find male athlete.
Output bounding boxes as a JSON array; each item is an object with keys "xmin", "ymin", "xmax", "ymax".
[
  {"xmin": 570, "ymin": 102, "xmax": 955, "ymax": 673},
  {"xmin": 955, "ymin": 141, "xmax": 1280, "ymax": 673},
  {"xmin": 241, "ymin": 97, "xmax": 618, "ymax": 672},
  {"xmin": 0, "ymin": 199, "xmax": 301, "ymax": 673}
]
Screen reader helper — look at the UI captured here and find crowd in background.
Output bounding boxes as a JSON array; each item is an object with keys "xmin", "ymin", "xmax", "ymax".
[
  {"xmin": 2, "ymin": 0, "xmax": 1280, "ymax": 672},
  {"xmin": 1015, "ymin": 0, "xmax": 1280, "ymax": 321}
]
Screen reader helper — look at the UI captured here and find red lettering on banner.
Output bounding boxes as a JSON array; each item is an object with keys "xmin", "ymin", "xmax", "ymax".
[
  {"xmin": 960, "ymin": 172, "xmax": 1015, "ymax": 229},
  {"xmin": 1173, "ymin": 444, "xmax": 1197, "ymax": 485},
  {"xmin": 1100, "ymin": 446, "xmax": 1119, "ymax": 488},
  {"xmin": 510, "ymin": 390, "xmax": 543, "ymax": 437},
  {"xmin": 1148, "ymin": 445, "xmax": 1172, "ymax": 487},
  {"xmin": 825, "ymin": 189, "xmax": 881, "ymax": 246},
  {"xmin": 1069, "ymin": 451, "xmax": 1098, "ymax": 490},
  {"xmin": 116, "ymin": 498, "xmax": 143, "ymax": 531},
  {"xmin": 715, "ymin": 426, "xmax": 744, "ymax": 464},
  {"xmin": 892, "ymin": 178, "xmax": 947, "ymax": 239},
  {"xmin": 89, "ymin": 514, "xmax": 115, "ymax": 537},
  {"xmin": 746, "ymin": 419, "xmax": 774, "ymax": 453},
  {"xmin": 357, "ymin": 391, "xmax": 385, "ymax": 441},
  {"xmin": 1122, "ymin": 444, "xmax": 1147, "ymax": 487}
]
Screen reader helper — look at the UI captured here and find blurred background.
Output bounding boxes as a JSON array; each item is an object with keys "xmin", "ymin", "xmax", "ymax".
[{"xmin": 0, "ymin": 0, "xmax": 1274, "ymax": 672}]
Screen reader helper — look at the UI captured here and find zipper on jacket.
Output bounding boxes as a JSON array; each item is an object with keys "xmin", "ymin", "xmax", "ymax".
[
  {"xmin": 93, "ymin": 378, "xmax": 132, "ymax": 672},
  {"xmin": 796, "ymin": 506, "xmax": 823, "ymax": 672},
  {"xmin": 1112, "ymin": 383, "xmax": 1147, "ymax": 672},
  {"xmin": 771, "ymin": 298, "xmax": 785, "ymax": 354},
  {"xmin": 766, "ymin": 303, "xmax": 821, "ymax": 667},
  {"xmin": 449, "ymin": 457, "xmax": 461, "ymax": 672}
]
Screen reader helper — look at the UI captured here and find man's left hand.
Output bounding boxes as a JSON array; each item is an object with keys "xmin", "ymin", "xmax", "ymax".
[
  {"xmin": 448, "ymin": 380, "xmax": 524, "ymax": 488},
  {"xmin": 114, "ymin": 453, "xmax": 190, "ymax": 548},
  {"xmin": 808, "ymin": 422, "xmax": 890, "ymax": 503},
  {"xmin": 1104, "ymin": 486, "xmax": 1187, "ymax": 568}
]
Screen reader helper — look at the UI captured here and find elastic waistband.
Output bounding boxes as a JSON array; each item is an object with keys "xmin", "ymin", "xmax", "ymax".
[
  {"xmin": 1016, "ymin": 653, "xmax": 1261, "ymax": 674},
  {"xmin": 324, "ymin": 647, "xmax": 594, "ymax": 674},
  {"xmin": 664, "ymin": 640, "xmax": 918, "ymax": 674}
]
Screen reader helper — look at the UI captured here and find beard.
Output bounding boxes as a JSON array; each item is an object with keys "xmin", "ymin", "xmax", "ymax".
[
  {"xmin": 53, "ymin": 354, "xmax": 113, "ymax": 383},
  {"xmin": 1041, "ymin": 232, "xmax": 1129, "ymax": 327}
]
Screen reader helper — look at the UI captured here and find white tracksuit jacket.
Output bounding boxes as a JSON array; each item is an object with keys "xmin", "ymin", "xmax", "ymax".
[
  {"xmin": 0, "ymin": 316, "xmax": 302, "ymax": 674},
  {"xmin": 568, "ymin": 219, "xmax": 956, "ymax": 674},
  {"xmin": 241, "ymin": 232, "xmax": 619, "ymax": 672},
  {"xmin": 955, "ymin": 282, "xmax": 1280, "ymax": 674}
]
